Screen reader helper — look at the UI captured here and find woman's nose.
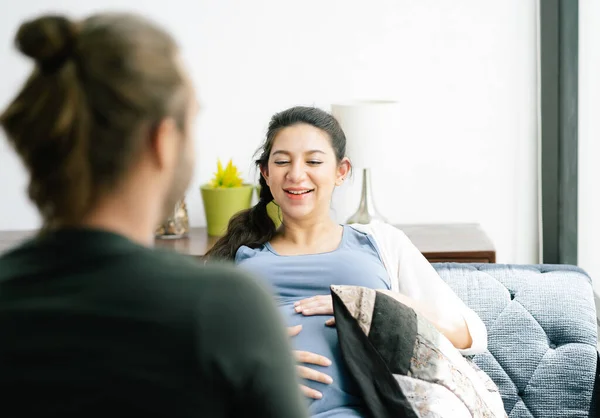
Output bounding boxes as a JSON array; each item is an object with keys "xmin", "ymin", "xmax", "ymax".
[{"xmin": 286, "ymin": 162, "xmax": 306, "ymax": 182}]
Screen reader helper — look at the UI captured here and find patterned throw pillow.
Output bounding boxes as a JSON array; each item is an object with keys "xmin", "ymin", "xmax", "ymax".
[{"xmin": 331, "ymin": 285, "xmax": 506, "ymax": 418}]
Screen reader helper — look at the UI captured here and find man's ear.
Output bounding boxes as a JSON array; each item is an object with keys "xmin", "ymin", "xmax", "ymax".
[{"xmin": 149, "ymin": 117, "xmax": 180, "ymax": 170}]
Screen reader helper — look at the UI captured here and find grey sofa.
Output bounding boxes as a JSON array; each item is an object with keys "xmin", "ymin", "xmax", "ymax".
[{"xmin": 434, "ymin": 263, "xmax": 598, "ymax": 418}]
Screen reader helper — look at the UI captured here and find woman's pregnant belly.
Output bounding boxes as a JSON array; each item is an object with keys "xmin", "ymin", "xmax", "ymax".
[{"xmin": 280, "ymin": 300, "xmax": 367, "ymax": 418}]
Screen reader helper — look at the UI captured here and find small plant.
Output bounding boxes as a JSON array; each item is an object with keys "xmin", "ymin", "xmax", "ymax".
[
  {"xmin": 208, "ymin": 159, "xmax": 244, "ymax": 188},
  {"xmin": 201, "ymin": 159, "xmax": 253, "ymax": 236}
]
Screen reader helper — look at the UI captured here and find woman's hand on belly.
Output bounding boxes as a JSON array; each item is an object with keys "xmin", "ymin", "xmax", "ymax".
[
  {"xmin": 294, "ymin": 295, "xmax": 336, "ymax": 326},
  {"xmin": 288, "ymin": 325, "xmax": 333, "ymax": 399}
]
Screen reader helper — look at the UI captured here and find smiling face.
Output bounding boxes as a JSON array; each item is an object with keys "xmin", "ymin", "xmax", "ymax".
[{"xmin": 261, "ymin": 123, "xmax": 350, "ymax": 223}]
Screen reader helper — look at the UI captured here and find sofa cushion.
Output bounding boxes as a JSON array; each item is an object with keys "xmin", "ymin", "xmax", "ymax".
[
  {"xmin": 331, "ymin": 285, "xmax": 506, "ymax": 417},
  {"xmin": 433, "ymin": 264, "xmax": 598, "ymax": 418}
]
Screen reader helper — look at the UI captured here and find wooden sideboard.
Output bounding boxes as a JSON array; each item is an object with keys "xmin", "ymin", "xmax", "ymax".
[{"xmin": 0, "ymin": 223, "xmax": 496, "ymax": 263}]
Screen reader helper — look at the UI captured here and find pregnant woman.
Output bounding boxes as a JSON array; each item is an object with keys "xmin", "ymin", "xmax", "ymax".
[{"xmin": 206, "ymin": 106, "xmax": 488, "ymax": 417}]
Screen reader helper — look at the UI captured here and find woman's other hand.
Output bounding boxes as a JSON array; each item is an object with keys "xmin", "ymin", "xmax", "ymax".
[
  {"xmin": 293, "ymin": 295, "xmax": 335, "ymax": 326},
  {"xmin": 288, "ymin": 325, "xmax": 333, "ymax": 399}
]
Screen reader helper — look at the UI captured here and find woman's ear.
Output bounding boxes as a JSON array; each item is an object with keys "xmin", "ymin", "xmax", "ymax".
[
  {"xmin": 260, "ymin": 165, "xmax": 270, "ymax": 186},
  {"xmin": 335, "ymin": 157, "xmax": 351, "ymax": 186}
]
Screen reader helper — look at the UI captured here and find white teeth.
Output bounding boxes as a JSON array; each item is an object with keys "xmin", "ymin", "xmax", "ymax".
[{"xmin": 287, "ymin": 190, "xmax": 311, "ymax": 195}]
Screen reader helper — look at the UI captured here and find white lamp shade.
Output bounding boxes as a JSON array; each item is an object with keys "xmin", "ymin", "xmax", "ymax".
[
  {"xmin": 331, "ymin": 100, "xmax": 401, "ymax": 171},
  {"xmin": 329, "ymin": 101, "xmax": 401, "ymax": 223}
]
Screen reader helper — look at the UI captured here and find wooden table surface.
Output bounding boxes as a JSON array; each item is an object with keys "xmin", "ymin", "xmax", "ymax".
[
  {"xmin": 397, "ymin": 224, "xmax": 495, "ymax": 263},
  {"xmin": 0, "ymin": 223, "xmax": 496, "ymax": 263}
]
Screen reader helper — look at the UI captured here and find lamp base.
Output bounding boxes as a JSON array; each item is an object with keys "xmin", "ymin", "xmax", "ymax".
[{"xmin": 346, "ymin": 168, "xmax": 387, "ymax": 225}]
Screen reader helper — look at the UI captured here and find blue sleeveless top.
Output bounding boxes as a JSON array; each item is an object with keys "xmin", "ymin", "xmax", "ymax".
[{"xmin": 235, "ymin": 225, "xmax": 391, "ymax": 418}]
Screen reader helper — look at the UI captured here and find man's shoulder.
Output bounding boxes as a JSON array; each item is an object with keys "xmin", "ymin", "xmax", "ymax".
[
  {"xmin": 134, "ymin": 248, "xmax": 256, "ymax": 285},
  {"xmin": 133, "ymin": 248, "xmax": 269, "ymax": 301}
]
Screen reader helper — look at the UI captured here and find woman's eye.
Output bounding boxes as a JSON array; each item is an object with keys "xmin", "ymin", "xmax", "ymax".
[
  {"xmin": 307, "ymin": 161, "xmax": 323, "ymax": 165},
  {"xmin": 274, "ymin": 161, "xmax": 290, "ymax": 165}
]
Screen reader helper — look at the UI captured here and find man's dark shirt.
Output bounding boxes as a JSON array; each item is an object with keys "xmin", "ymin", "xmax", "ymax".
[{"xmin": 0, "ymin": 228, "xmax": 307, "ymax": 417}]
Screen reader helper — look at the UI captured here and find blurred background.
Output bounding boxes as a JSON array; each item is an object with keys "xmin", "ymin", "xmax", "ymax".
[{"xmin": 0, "ymin": 0, "xmax": 598, "ymax": 296}]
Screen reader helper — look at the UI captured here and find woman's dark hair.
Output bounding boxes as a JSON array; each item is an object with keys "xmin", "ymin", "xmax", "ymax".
[
  {"xmin": 206, "ymin": 106, "xmax": 348, "ymax": 261},
  {"xmin": 0, "ymin": 13, "xmax": 189, "ymax": 229}
]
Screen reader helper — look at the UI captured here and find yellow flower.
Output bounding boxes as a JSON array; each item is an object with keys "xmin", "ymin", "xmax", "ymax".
[{"xmin": 209, "ymin": 159, "xmax": 244, "ymax": 188}]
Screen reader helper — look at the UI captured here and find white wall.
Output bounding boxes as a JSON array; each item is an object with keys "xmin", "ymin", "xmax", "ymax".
[
  {"xmin": 0, "ymin": 0, "xmax": 539, "ymax": 264},
  {"xmin": 579, "ymin": 0, "xmax": 600, "ymax": 293}
]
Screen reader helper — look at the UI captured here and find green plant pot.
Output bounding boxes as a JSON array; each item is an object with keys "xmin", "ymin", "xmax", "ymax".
[
  {"xmin": 256, "ymin": 185, "xmax": 282, "ymax": 228},
  {"xmin": 201, "ymin": 184, "xmax": 254, "ymax": 237}
]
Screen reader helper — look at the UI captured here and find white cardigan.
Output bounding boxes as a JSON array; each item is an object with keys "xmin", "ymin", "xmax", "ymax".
[{"xmin": 350, "ymin": 222, "xmax": 488, "ymax": 356}]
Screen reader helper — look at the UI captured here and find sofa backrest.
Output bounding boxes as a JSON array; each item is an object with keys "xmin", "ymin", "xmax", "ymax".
[{"xmin": 434, "ymin": 263, "xmax": 597, "ymax": 418}]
